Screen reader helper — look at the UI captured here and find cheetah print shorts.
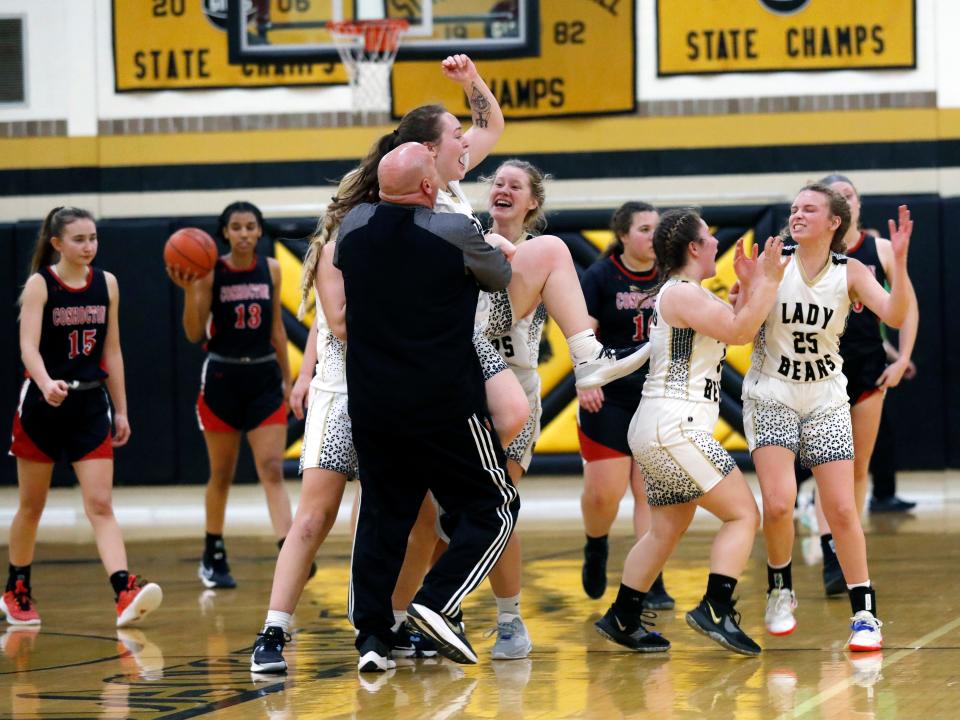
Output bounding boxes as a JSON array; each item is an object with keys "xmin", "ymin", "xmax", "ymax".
[
  {"xmin": 299, "ymin": 387, "xmax": 358, "ymax": 479},
  {"xmin": 742, "ymin": 372, "xmax": 853, "ymax": 469},
  {"xmin": 628, "ymin": 398, "xmax": 736, "ymax": 507}
]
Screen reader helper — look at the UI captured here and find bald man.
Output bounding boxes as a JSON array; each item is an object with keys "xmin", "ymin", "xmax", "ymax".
[{"xmin": 335, "ymin": 142, "xmax": 518, "ymax": 671}]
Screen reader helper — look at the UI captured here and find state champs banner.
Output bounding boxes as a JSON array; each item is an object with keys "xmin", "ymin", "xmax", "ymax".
[{"xmin": 657, "ymin": 0, "xmax": 916, "ymax": 76}]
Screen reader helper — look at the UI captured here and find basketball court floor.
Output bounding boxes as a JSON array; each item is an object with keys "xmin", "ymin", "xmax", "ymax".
[{"xmin": 1, "ymin": 472, "xmax": 958, "ymax": 719}]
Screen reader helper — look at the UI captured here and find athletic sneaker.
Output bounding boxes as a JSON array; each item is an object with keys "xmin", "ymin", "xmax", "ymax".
[
  {"xmin": 116, "ymin": 575, "xmax": 163, "ymax": 627},
  {"xmin": 847, "ymin": 611, "xmax": 883, "ymax": 652},
  {"xmin": 685, "ymin": 597, "xmax": 761, "ymax": 656},
  {"xmin": 644, "ymin": 575, "xmax": 675, "ymax": 610},
  {"xmin": 357, "ymin": 635, "xmax": 396, "ymax": 673},
  {"xmin": 582, "ymin": 541, "xmax": 608, "ymax": 599},
  {"xmin": 491, "ymin": 616, "xmax": 533, "ymax": 660},
  {"xmin": 391, "ymin": 621, "xmax": 438, "ymax": 658},
  {"xmin": 407, "ymin": 603, "xmax": 477, "ymax": 664},
  {"xmin": 822, "ymin": 551, "xmax": 846, "ymax": 597},
  {"xmin": 250, "ymin": 625, "xmax": 291, "ymax": 673},
  {"xmin": 573, "ymin": 343, "xmax": 651, "ymax": 389},
  {"xmin": 198, "ymin": 554, "xmax": 236, "ymax": 589},
  {"xmin": 765, "ymin": 588, "xmax": 798, "ymax": 636},
  {"xmin": 594, "ymin": 606, "xmax": 671, "ymax": 652},
  {"xmin": 0, "ymin": 580, "xmax": 41, "ymax": 626}
]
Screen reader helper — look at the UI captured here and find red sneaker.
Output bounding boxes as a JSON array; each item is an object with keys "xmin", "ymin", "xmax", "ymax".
[
  {"xmin": 116, "ymin": 575, "xmax": 163, "ymax": 628},
  {"xmin": 0, "ymin": 580, "xmax": 41, "ymax": 626}
]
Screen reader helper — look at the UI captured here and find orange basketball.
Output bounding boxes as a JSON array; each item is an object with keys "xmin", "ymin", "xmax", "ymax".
[{"xmin": 164, "ymin": 227, "xmax": 218, "ymax": 278}]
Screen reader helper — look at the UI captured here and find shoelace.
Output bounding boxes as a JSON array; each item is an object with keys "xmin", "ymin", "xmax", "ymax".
[
  {"xmin": 772, "ymin": 590, "xmax": 795, "ymax": 615},
  {"xmin": 483, "ymin": 618, "xmax": 521, "ymax": 640},
  {"xmin": 11, "ymin": 580, "xmax": 34, "ymax": 612},
  {"xmin": 257, "ymin": 627, "xmax": 292, "ymax": 651},
  {"xmin": 850, "ymin": 614, "xmax": 883, "ymax": 631},
  {"xmin": 637, "ymin": 609, "xmax": 661, "ymax": 634}
]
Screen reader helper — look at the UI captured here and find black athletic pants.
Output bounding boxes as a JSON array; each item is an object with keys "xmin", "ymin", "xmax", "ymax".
[{"xmin": 350, "ymin": 412, "xmax": 519, "ymax": 650}]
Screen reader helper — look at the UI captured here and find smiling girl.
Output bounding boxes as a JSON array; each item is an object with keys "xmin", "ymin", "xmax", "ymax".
[{"xmin": 6, "ymin": 206, "xmax": 162, "ymax": 628}]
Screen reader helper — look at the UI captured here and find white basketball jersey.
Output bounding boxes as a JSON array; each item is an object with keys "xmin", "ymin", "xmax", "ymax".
[
  {"xmin": 750, "ymin": 250, "xmax": 850, "ymax": 383},
  {"xmin": 642, "ymin": 278, "xmax": 727, "ymax": 405},
  {"xmin": 310, "ymin": 286, "xmax": 348, "ymax": 394},
  {"xmin": 434, "ymin": 181, "xmax": 493, "ymax": 336}
]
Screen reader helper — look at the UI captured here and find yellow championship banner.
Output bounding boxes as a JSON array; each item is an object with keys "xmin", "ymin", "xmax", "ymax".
[
  {"xmin": 113, "ymin": 0, "xmax": 346, "ymax": 91},
  {"xmin": 392, "ymin": 0, "xmax": 635, "ymax": 119},
  {"xmin": 657, "ymin": 0, "xmax": 915, "ymax": 76}
]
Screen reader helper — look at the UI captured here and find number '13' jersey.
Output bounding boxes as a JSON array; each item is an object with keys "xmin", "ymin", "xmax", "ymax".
[
  {"xmin": 206, "ymin": 256, "xmax": 274, "ymax": 359},
  {"xmin": 749, "ymin": 248, "xmax": 851, "ymax": 383},
  {"xmin": 642, "ymin": 278, "xmax": 727, "ymax": 405}
]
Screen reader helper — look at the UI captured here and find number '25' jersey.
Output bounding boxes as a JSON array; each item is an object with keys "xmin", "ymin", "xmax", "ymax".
[
  {"xmin": 750, "ymin": 248, "xmax": 851, "ymax": 383},
  {"xmin": 642, "ymin": 278, "xmax": 727, "ymax": 405},
  {"xmin": 37, "ymin": 265, "xmax": 110, "ymax": 383},
  {"xmin": 206, "ymin": 256, "xmax": 275, "ymax": 359}
]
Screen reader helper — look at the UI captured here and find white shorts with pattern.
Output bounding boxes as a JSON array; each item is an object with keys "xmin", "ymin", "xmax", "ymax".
[
  {"xmin": 505, "ymin": 371, "xmax": 542, "ymax": 472},
  {"xmin": 299, "ymin": 386, "xmax": 358, "ymax": 479},
  {"xmin": 628, "ymin": 398, "xmax": 736, "ymax": 506},
  {"xmin": 742, "ymin": 371, "xmax": 853, "ymax": 469}
]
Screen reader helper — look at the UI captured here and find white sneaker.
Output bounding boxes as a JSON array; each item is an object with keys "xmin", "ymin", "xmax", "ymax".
[
  {"xmin": 765, "ymin": 589, "xmax": 798, "ymax": 636},
  {"xmin": 573, "ymin": 343, "xmax": 651, "ymax": 389},
  {"xmin": 847, "ymin": 611, "xmax": 883, "ymax": 652},
  {"xmin": 490, "ymin": 616, "xmax": 533, "ymax": 660}
]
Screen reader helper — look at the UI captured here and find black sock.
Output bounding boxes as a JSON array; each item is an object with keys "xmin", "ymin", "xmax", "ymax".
[
  {"xmin": 612, "ymin": 583, "xmax": 646, "ymax": 629},
  {"xmin": 585, "ymin": 535, "xmax": 608, "ymax": 553},
  {"xmin": 820, "ymin": 533, "xmax": 836, "ymax": 559},
  {"xmin": 277, "ymin": 537, "xmax": 285, "ymax": 551},
  {"xmin": 767, "ymin": 562, "xmax": 793, "ymax": 592},
  {"xmin": 110, "ymin": 570, "xmax": 130, "ymax": 597},
  {"xmin": 849, "ymin": 585, "xmax": 877, "ymax": 616},
  {"xmin": 7, "ymin": 564, "xmax": 30, "ymax": 593},
  {"xmin": 204, "ymin": 533, "xmax": 225, "ymax": 561},
  {"xmin": 706, "ymin": 573, "xmax": 737, "ymax": 610},
  {"xmin": 650, "ymin": 572, "xmax": 666, "ymax": 593}
]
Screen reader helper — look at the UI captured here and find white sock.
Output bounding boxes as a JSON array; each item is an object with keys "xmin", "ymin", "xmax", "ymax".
[
  {"xmin": 495, "ymin": 593, "xmax": 521, "ymax": 623},
  {"xmin": 846, "ymin": 580, "xmax": 871, "ymax": 590},
  {"xmin": 566, "ymin": 330, "xmax": 602, "ymax": 365},
  {"xmin": 263, "ymin": 609, "xmax": 292, "ymax": 633},
  {"xmin": 391, "ymin": 609, "xmax": 407, "ymax": 632}
]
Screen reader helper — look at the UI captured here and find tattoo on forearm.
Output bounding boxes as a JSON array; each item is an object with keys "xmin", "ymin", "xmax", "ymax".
[{"xmin": 470, "ymin": 83, "xmax": 491, "ymax": 129}]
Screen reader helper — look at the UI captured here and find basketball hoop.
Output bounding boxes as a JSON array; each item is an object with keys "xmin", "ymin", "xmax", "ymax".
[{"xmin": 327, "ymin": 18, "xmax": 409, "ymax": 115}]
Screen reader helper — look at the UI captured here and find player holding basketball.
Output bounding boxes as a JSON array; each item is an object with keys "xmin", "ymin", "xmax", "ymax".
[
  {"xmin": 5, "ymin": 206, "xmax": 162, "ymax": 628},
  {"xmin": 595, "ymin": 209, "xmax": 785, "ymax": 656},
  {"xmin": 747, "ymin": 185, "xmax": 913, "ymax": 651},
  {"xmin": 577, "ymin": 202, "xmax": 674, "ymax": 610},
  {"xmin": 167, "ymin": 201, "xmax": 295, "ymax": 589}
]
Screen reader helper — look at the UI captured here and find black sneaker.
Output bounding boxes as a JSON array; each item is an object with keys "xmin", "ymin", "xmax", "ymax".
[
  {"xmin": 869, "ymin": 495, "xmax": 916, "ymax": 513},
  {"xmin": 595, "ymin": 606, "xmax": 670, "ymax": 652},
  {"xmin": 250, "ymin": 625, "xmax": 290, "ymax": 673},
  {"xmin": 582, "ymin": 540, "xmax": 609, "ymax": 599},
  {"xmin": 685, "ymin": 597, "xmax": 761, "ymax": 657},
  {"xmin": 357, "ymin": 635, "xmax": 396, "ymax": 673},
  {"xmin": 392, "ymin": 621, "xmax": 438, "ymax": 658},
  {"xmin": 643, "ymin": 574, "xmax": 676, "ymax": 610},
  {"xmin": 198, "ymin": 553, "xmax": 236, "ymax": 589},
  {"xmin": 407, "ymin": 603, "xmax": 477, "ymax": 664},
  {"xmin": 822, "ymin": 550, "xmax": 846, "ymax": 597}
]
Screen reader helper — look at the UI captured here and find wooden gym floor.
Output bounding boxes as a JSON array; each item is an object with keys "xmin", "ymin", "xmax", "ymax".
[{"xmin": 0, "ymin": 472, "xmax": 958, "ymax": 719}]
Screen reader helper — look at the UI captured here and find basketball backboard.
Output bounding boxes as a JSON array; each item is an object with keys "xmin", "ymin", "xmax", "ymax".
[{"xmin": 227, "ymin": 0, "xmax": 538, "ymax": 64}]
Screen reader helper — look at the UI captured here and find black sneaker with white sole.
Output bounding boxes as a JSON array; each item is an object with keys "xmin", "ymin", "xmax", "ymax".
[
  {"xmin": 250, "ymin": 625, "xmax": 290, "ymax": 673},
  {"xmin": 198, "ymin": 553, "xmax": 236, "ymax": 589},
  {"xmin": 357, "ymin": 635, "xmax": 396, "ymax": 673},
  {"xmin": 685, "ymin": 597, "xmax": 761, "ymax": 656},
  {"xmin": 407, "ymin": 603, "xmax": 477, "ymax": 664},
  {"xmin": 392, "ymin": 621, "xmax": 438, "ymax": 658},
  {"xmin": 594, "ymin": 606, "xmax": 671, "ymax": 652},
  {"xmin": 574, "ymin": 343, "xmax": 651, "ymax": 389}
]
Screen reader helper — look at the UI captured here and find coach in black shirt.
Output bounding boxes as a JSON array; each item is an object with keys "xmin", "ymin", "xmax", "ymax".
[{"xmin": 335, "ymin": 142, "xmax": 519, "ymax": 671}]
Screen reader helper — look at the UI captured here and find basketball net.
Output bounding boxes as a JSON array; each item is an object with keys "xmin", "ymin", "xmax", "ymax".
[{"xmin": 327, "ymin": 19, "xmax": 409, "ymax": 115}]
